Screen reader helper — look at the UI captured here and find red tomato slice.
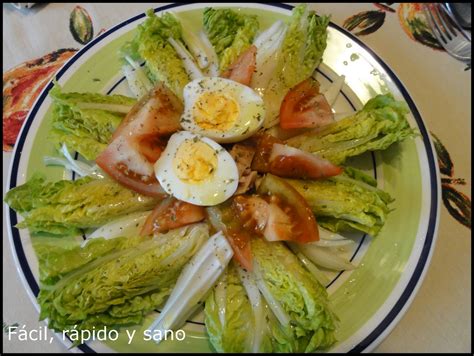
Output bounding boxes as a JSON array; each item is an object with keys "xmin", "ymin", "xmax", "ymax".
[
  {"xmin": 96, "ymin": 83, "xmax": 183, "ymax": 197},
  {"xmin": 269, "ymin": 143, "xmax": 343, "ymax": 179},
  {"xmin": 225, "ymin": 229, "xmax": 253, "ymax": 272},
  {"xmin": 257, "ymin": 174, "xmax": 319, "ymax": 243},
  {"xmin": 136, "ymin": 134, "xmax": 167, "ymax": 163},
  {"xmin": 232, "ymin": 195, "xmax": 293, "ymax": 242},
  {"xmin": 141, "ymin": 197, "xmax": 206, "ymax": 235},
  {"xmin": 111, "ymin": 84, "xmax": 183, "ymax": 140},
  {"xmin": 251, "ymin": 134, "xmax": 342, "ymax": 179},
  {"xmin": 280, "ymin": 78, "xmax": 334, "ymax": 129},
  {"xmin": 96, "ymin": 150, "xmax": 165, "ymax": 197},
  {"xmin": 263, "ymin": 202, "xmax": 293, "ymax": 242},
  {"xmin": 232, "ymin": 195, "xmax": 269, "ymax": 232},
  {"xmin": 250, "ymin": 133, "xmax": 284, "ymax": 172},
  {"xmin": 221, "ymin": 45, "xmax": 257, "ymax": 86},
  {"xmin": 206, "ymin": 204, "xmax": 253, "ymax": 271}
]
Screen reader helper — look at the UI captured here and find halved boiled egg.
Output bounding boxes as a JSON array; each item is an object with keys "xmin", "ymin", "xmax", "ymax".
[
  {"xmin": 180, "ymin": 77, "xmax": 265, "ymax": 143},
  {"xmin": 154, "ymin": 131, "xmax": 239, "ymax": 206}
]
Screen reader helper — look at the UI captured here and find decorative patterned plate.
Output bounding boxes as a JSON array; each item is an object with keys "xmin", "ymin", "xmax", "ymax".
[{"xmin": 6, "ymin": 3, "xmax": 440, "ymax": 353}]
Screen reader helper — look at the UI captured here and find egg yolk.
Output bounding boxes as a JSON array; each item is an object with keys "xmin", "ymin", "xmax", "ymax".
[
  {"xmin": 193, "ymin": 92, "xmax": 240, "ymax": 131},
  {"xmin": 173, "ymin": 139, "xmax": 218, "ymax": 184}
]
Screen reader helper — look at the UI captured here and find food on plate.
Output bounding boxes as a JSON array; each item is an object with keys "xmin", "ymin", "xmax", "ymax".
[
  {"xmin": 120, "ymin": 10, "xmax": 190, "ymax": 99},
  {"xmin": 180, "ymin": 77, "xmax": 265, "ymax": 143},
  {"xmin": 95, "ymin": 82, "xmax": 183, "ymax": 197},
  {"xmin": 147, "ymin": 231, "xmax": 233, "ymax": 344},
  {"xmin": 154, "ymin": 131, "xmax": 239, "ymax": 206},
  {"xmin": 259, "ymin": 5, "xmax": 330, "ymax": 128},
  {"xmin": 249, "ymin": 238, "xmax": 337, "ymax": 352},
  {"xmin": 170, "ymin": 12, "xmax": 219, "ymax": 77},
  {"xmin": 279, "ymin": 78, "xmax": 335, "ymax": 129},
  {"xmin": 251, "ymin": 20, "xmax": 287, "ymax": 97},
  {"xmin": 204, "ymin": 261, "xmax": 273, "ymax": 353},
  {"xmin": 229, "ymin": 143, "xmax": 258, "ymax": 195},
  {"xmin": 286, "ymin": 93, "xmax": 415, "ymax": 164},
  {"xmin": 36, "ymin": 224, "xmax": 209, "ymax": 343},
  {"xmin": 4, "ymin": 4, "xmax": 419, "ymax": 353},
  {"xmin": 251, "ymin": 133, "xmax": 343, "ymax": 179},
  {"xmin": 284, "ymin": 167, "xmax": 393, "ymax": 236},
  {"xmin": 203, "ymin": 8, "xmax": 259, "ymax": 72},
  {"xmin": 255, "ymin": 173, "xmax": 320, "ymax": 243},
  {"xmin": 268, "ymin": 143, "xmax": 342, "ymax": 179},
  {"xmin": 207, "ymin": 201, "xmax": 254, "ymax": 272},
  {"xmin": 4, "ymin": 174, "xmax": 160, "ymax": 236},
  {"xmin": 221, "ymin": 45, "xmax": 257, "ymax": 86},
  {"xmin": 49, "ymin": 83, "xmax": 136, "ymax": 160},
  {"xmin": 140, "ymin": 197, "xmax": 206, "ymax": 235}
]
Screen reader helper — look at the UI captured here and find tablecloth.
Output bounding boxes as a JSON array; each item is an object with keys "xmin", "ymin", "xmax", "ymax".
[{"xmin": 2, "ymin": 3, "xmax": 471, "ymax": 353}]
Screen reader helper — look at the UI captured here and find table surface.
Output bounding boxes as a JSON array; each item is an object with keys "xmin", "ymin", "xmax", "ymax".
[{"xmin": 2, "ymin": 3, "xmax": 471, "ymax": 353}]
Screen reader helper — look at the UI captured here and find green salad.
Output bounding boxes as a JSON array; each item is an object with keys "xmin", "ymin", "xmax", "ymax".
[{"xmin": 5, "ymin": 4, "xmax": 416, "ymax": 353}]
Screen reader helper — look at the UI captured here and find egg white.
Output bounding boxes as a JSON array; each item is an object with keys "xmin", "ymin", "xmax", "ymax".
[
  {"xmin": 154, "ymin": 131, "xmax": 239, "ymax": 206},
  {"xmin": 180, "ymin": 77, "xmax": 265, "ymax": 143}
]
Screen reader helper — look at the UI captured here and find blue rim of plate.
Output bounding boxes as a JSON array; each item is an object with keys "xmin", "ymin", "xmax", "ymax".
[{"xmin": 6, "ymin": 2, "xmax": 439, "ymax": 353}]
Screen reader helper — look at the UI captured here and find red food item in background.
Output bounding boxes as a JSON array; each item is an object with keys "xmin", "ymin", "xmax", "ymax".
[
  {"xmin": 3, "ymin": 48, "xmax": 78, "ymax": 151},
  {"xmin": 3, "ymin": 111, "xmax": 28, "ymax": 149}
]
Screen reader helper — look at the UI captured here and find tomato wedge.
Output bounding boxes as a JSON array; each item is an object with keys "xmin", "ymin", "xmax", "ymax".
[
  {"xmin": 232, "ymin": 194, "xmax": 293, "ymax": 242},
  {"xmin": 280, "ymin": 78, "xmax": 334, "ymax": 129},
  {"xmin": 250, "ymin": 133, "xmax": 284, "ymax": 172},
  {"xmin": 257, "ymin": 174, "xmax": 319, "ymax": 243},
  {"xmin": 111, "ymin": 84, "xmax": 183, "ymax": 141},
  {"xmin": 136, "ymin": 134, "xmax": 168, "ymax": 163},
  {"xmin": 232, "ymin": 195, "xmax": 269, "ymax": 232},
  {"xmin": 224, "ymin": 229, "xmax": 253, "ymax": 271},
  {"xmin": 221, "ymin": 45, "xmax": 257, "ymax": 86},
  {"xmin": 263, "ymin": 201, "xmax": 293, "ymax": 242},
  {"xmin": 96, "ymin": 83, "xmax": 183, "ymax": 197},
  {"xmin": 96, "ymin": 150, "xmax": 166, "ymax": 197},
  {"xmin": 141, "ymin": 197, "xmax": 206, "ymax": 235},
  {"xmin": 251, "ymin": 134, "xmax": 343, "ymax": 179},
  {"xmin": 269, "ymin": 143, "xmax": 343, "ymax": 179},
  {"xmin": 206, "ymin": 204, "xmax": 253, "ymax": 271}
]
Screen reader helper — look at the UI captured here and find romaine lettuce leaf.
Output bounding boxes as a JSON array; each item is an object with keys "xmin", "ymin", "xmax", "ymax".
[
  {"xmin": 251, "ymin": 238, "xmax": 338, "ymax": 352},
  {"xmin": 121, "ymin": 9, "xmax": 190, "ymax": 99},
  {"xmin": 341, "ymin": 166, "xmax": 377, "ymax": 187},
  {"xmin": 49, "ymin": 129, "xmax": 107, "ymax": 161},
  {"xmin": 4, "ymin": 174, "xmax": 160, "ymax": 236},
  {"xmin": 278, "ymin": 4, "xmax": 329, "ymax": 89},
  {"xmin": 286, "ymin": 93, "xmax": 416, "ymax": 164},
  {"xmin": 263, "ymin": 4, "xmax": 330, "ymax": 127},
  {"xmin": 203, "ymin": 8, "xmax": 259, "ymax": 71},
  {"xmin": 283, "ymin": 172, "xmax": 393, "ymax": 236},
  {"xmin": 335, "ymin": 166, "xmax": 393, "ymax": 204},
  {"xmin": 49, "ymin": 83, "xmax": 136, "ymax": 160},
  {"xmin": 204, "ymin": 261, "xmax": 298, "ymax": 353},
  {"xmin": 205, "ymin": 262, "xmax": 273, "ymax": 353},
  {"xmin": 37, "ymin": 224, "xmax": 209, "ymax": 339},
  {"xmin": 34, "ymin": 236, "xmax": 124, "ymax": 286}
]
